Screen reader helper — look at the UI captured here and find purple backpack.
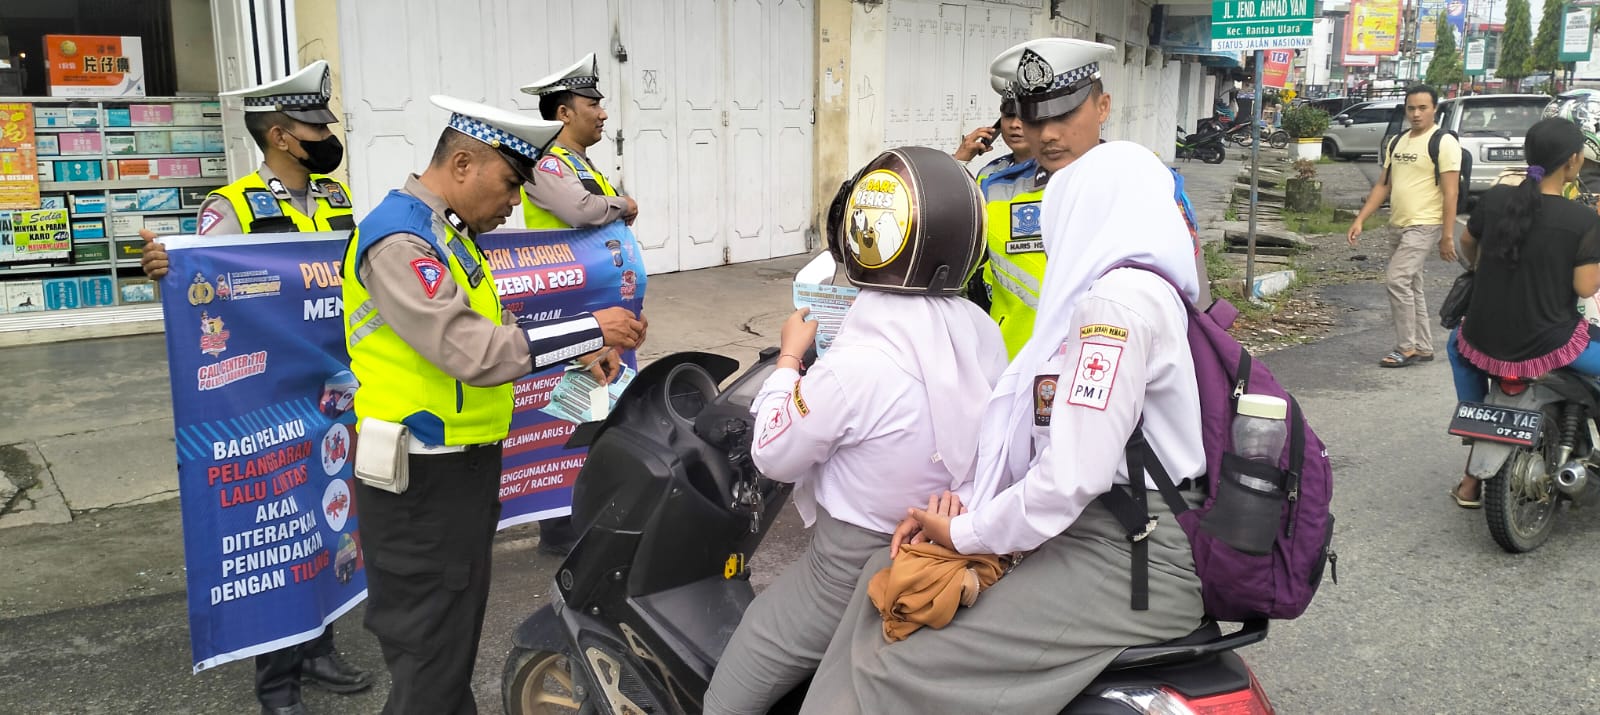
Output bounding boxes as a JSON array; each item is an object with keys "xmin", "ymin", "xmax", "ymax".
[{"xmin": 1096, "ymin": 266, "xmax": 1337, "ymax": 622}]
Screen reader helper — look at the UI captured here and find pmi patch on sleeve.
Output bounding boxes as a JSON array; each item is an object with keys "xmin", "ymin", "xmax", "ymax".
[
  {"xmin": 1066, "ymin": 343, "xmax": 1123, "ymax": 411},
  {"xmin": 1079, "ymin": 324, "xmax": 1129, "ymax": 342},
  {"xmin": 757, "ymin": 400, "xmax": 793, "ymax": 448}
]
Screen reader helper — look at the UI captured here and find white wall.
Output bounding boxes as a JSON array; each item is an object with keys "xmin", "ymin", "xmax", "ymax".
[{"xmin": 171, "ymin": 0, "xmax": 218, "ymax": 94}]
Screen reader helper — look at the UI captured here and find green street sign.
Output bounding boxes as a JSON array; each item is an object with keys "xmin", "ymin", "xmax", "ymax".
[{"xmin": 1211, "ymin": 0, "xmax": 1316, "ymax": 51}]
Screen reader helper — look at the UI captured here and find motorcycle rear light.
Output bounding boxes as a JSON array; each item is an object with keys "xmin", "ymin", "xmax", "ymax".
[
  {"xmin": 1498, "ymin": 379, "xmax": 1530, "ymax": 396},
  {"xmin": 1098, "ymin": 674, "xmax": 1274, "ymax": 715}
]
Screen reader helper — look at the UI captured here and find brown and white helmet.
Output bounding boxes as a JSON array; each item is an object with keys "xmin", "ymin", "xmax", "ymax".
[{"xmin": 824, "ymin": 146, "xmax": 985, "ymax": 295}]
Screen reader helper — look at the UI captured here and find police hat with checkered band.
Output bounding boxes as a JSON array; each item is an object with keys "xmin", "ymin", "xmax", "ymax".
[
  {"xmin": 990, "ymin": 38, "xmax": 1117, "ymax": 123},
  {"xmin": 430, "ymin": 95, "xmax": 564, "ymax": 182},
  {"xmin": 221, "ymin": 60, "xmax": 338, "ymax": 125},
  {"xmin": 519, "ymin": 53, "xmax": 604, "ymax": 100},
  {"xmin": 992, "ymin": 74, "xmax": 1019, "ymax": 116}
]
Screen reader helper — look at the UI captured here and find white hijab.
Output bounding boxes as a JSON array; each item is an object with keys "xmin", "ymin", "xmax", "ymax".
[
  {"xmin": 830, "ymin": 290, "xmax": 1009, "ymax": 486},
  {"xmin": 969, "ymin": 141, "xmax": 1202, "ymax": 506}
]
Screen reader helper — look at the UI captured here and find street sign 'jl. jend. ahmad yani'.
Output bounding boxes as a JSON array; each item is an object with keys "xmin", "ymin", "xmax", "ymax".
[{"xmin": 1211, "ymin": 0, "xmax": 1314, "ymax": 52}]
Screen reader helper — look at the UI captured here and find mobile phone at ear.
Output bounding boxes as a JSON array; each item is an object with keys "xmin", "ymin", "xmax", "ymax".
[{"xmin": 979, "ymin": 118, "xmax": 1001, "ymax": 149}]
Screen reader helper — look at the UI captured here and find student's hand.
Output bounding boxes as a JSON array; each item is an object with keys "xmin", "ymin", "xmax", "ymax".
[
  {"xmin": 908, "ymin": 506, "xmax": 955, "ymax": 552},
  {"xmin": 954, "ymin": 126, "xmax": 997, "ymax": 162},
  {"xmin": 139, "ymin": 229, "xmax": 169, "ymax": 280},
  {"xmin": 890, "ymin": 492, "xmax": 966, "ymax": 557},
  {"xmin": 1347, "ymin": 222, "xmax": 1362, "ymax": 247},
  {"xmin": 779, "ymin": 308, "xmax": 818, "ymax": 360}
]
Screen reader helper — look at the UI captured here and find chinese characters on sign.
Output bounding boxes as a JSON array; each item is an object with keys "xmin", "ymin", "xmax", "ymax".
[
  {"xmin": 45, "ymin": 35, "xmax": 146, "ymax": 97},
  {"xmin": 0, "ymin": 103, "xmax": 39, "ymax": 210}
]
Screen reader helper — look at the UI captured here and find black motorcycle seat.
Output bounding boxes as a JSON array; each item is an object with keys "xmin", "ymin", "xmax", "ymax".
[{"xmin": 1104, "ymin": 618, "xmax": 1267, "ymax": 671}]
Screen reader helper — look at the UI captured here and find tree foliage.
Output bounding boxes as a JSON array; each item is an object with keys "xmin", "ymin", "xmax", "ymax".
[
  {"xmin": 1532, "ymin": 0, "xmax": 1565, "ymax": 73},
  {"xmin": 1426, "ymin": 11, "xmax": 1467, "ymax": 87},
  {"xmin": 1499, "ymin": 0, "xmax": 1534, "ymax": 84}
]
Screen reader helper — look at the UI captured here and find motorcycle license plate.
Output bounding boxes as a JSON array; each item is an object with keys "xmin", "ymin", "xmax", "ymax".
[{"xmin": 1447, "ymin": 402, "xmax": 1543, "ymax": 446}]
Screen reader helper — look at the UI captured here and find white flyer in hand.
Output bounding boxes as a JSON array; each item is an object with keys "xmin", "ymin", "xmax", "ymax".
[
  {"xmin": 792, "ymin": 253, "xmax": 858, "ymax": 356},
  {"xmin": 540, "ymin": 365, "xmax": 638, "ymax": 424}
]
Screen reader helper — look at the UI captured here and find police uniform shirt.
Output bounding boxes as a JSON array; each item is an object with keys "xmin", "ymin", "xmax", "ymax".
[
  {"xmin": 948, "ymin": 269, "xmax": 1206, "ymax": 555},
  {"xmin": 522, "ymin": 141, "xmax": 631, "ymax": 227},
  {"xmin": 357, "ymin": 175, "xmax": 588, "ymax": 384},
  {"xmin": 196, "ymin": 164, "xmax": 341, "ymax": 235},
  {"xmin": 748, "ymin": 356, "xmax": 969, "ymax": 535}
]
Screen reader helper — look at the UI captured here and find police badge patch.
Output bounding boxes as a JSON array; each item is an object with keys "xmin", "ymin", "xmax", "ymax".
[
  {"xmin": 318, "ymin": 180, "xmax": 352, "ymax": 208},
  {"xmin": 1008, "ymin": 201, "xmax": 1043, "ymax": 254},
  {"xmin": 244, "ymin": 189, "xmax": 284, "ymax": 219},
  {"xmin": 1018, "ymin": 49, "xmax": 1054, "ymax": 92}
]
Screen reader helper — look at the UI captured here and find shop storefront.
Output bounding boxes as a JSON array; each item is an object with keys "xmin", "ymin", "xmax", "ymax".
[{"xmin": 0, "ymin": 0, "xmax": 238, "ymax": 343}]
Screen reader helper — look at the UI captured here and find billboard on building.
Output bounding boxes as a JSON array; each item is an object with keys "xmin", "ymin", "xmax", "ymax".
[
  {"xmin": 44, "ymin": 35, "xmax": 146, "ymax": 97},
  {"xmin": 1416, "ymin": 0, "xmax": 1448, "ymax": 50},
  {"xmin": 1346, "ymin": 0, "xmax": 1401, "ymax": 56}
]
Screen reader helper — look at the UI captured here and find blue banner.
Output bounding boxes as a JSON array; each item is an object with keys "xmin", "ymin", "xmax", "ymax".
[
  {"xmin": 479, "ymin": 225, "xmax": 647, "ymax": 527},
  {"xmin": 162, "ymin": 223, "xmax": 646, "ymax": 671},
  {"xmin": 162, "ymin": 232, "xmax": 366, "ymax": 672}
]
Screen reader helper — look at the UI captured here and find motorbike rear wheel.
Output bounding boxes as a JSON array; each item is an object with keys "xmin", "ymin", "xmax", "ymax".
[
  {"xmin": 504, "ymin": 648, "xmax": 586, "ymax": 715},
  {"xmin": 1198, "ymin": 144, "xmax": 1225, "ymax": 165},
  {"xmin": 1484, "ymin": 437, "xmax": 1562, "ymax": 553},
  {"xmin": 1268, "ymin": 130, "xmax": 1290, "ymax": 149}
]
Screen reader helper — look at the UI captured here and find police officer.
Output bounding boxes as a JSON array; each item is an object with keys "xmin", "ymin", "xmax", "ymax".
[
  {"xmin": 519, "ymin": 54, "xmax": 640, "ymax": 555},
  {"xmin": 137, "ymin": 60, "xmax": 370, "ymax": 715},
  {"xmin": 964, "ymin": 73, "xmax": 1043, "ymax": 314},
  {"xmin": 953, "ymin": 75, "xmax": 1036, "ymax": 192},
  {"xmin": 519, "ymin": 53, "xmax": 638, "ymax": 229},
  {"xmin": 979, "ymin": 39, "xmax": 1210, "ymax": 358},
  {"xmin": 342, "ymin": 95, "xmax": 644, "ymax": 715}
]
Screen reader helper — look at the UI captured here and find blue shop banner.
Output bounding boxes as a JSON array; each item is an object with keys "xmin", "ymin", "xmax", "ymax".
[
  {"xmin": 161, "ymin": 231, "xmax": 366, "ymax": 673},
  {"xmin": 161, "ymin": 224, "xmax": 646, "ymax": 671},
  {"xmin": 478, "ymin": 224, "xmax": 647, "ymax": 528}
]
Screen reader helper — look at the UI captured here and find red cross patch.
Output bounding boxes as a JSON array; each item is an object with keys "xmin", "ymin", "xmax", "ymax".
[
  {"xmin": 410, "ymin": 258, "xmax": 447, "ymax": 298},
  {"xmin": 1066, "ymin": 343, "xmax": 1123, "ymax": 411}
]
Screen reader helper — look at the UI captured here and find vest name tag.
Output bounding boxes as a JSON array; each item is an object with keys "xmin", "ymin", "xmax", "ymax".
[{"xmin": 1006, "ymin": 238, "xmax": 1044, "ymax": 254}]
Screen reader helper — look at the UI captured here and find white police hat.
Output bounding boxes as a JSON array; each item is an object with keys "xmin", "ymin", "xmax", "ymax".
[
  {"xmin": 430, "ymin": 95, "xmax": 563, "ymax": 181},
  {"xmin": 519, "ymin": 53, "xmax": 604, "ymax": 100},
  {"xmin": 991, "ymin": 74, "xmax": 1018, "ymax": 116},
  {"xmin": 990, "ymin": 39, "xmax": 1117, "ymax": 122},
  {"xmin": 221, "ymin": 60, "xmax": 337, "ymax": 125}
]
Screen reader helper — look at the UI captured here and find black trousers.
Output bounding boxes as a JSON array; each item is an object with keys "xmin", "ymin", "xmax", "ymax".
[
  {"xmin": 255, "ymin": 627, "xmax": 335, "ymax": 707},
  {"xmin": 357, "ymin": 444, "xmax": 502, "ymax": 715}
]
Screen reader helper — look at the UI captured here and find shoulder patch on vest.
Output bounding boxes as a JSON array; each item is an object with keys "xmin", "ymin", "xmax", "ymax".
[
  {"xmin": 411, "ymin": 258, "xmax": 447, "ymax": 299},
  {"xmin": 199, "ymin": 208, "xmax": 224, "ymax": 234},
  {"xmin": 538, "ymin": 156, "xmax": 564, "ymax": 177},
  {"xmin": 243, "ymin": 189, "xmax": 284, "ymax": 220},
  {"xmin": 318, "ymin": 179, "xmax": 352, "ymax": 208}
]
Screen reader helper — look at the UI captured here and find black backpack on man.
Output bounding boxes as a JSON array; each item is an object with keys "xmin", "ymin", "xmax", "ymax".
[{"xmin": 1383, "ymin": 128, "xmax": 1472, "ymax": 214}]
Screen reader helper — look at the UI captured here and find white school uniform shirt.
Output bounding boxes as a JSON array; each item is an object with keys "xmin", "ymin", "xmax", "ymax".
[
  {"xmin": 749, "ymin": 346, "xmax": 967, "ymax": 535},
  {"xmin": 950, "ymin": 269, "xmax": 1207, "ymax": 555}
]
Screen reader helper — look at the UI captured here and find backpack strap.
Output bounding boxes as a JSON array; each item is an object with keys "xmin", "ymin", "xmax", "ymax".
[
  {"xmin": 1097, "ymin": 423, "xmax": 1194, "ymax": 611},
  {"xmin": 1382, "ymin": 133, "xmax": 1402, "ymax": 186},
  {"xmin": 1428, "ymin": 130, "xmax": 1444, "ymax": 186},
  {"xmin": 1284, "ymin": 396, "xmax": 1307, "ymax": 538}
]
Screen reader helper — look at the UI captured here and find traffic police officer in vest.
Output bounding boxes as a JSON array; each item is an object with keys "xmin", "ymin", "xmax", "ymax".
[
  {"xmin": 519, "ymin": 53, "xmax": 639, "ymax": 229},
  {"xmin": 964, "ymin": 73, "xmax": 1042, "ymax": 313},
  {"xmin": 136, "ymin": 60, "xmax": 372, "ymax": 715},
  {"xmin": 518, "ymin": 53, "xmax": 640, "ymax": 554},
  {"xmin": 955, "ymin": 74, "xmax": 1037, "ymax": 191},
  {"xmin": 342, "ymin": 95, "xmax": 644, "ymax": 715},
  {"xmin": 981, "ymin": 38, "xmax": 1211, "ymax": 358}
]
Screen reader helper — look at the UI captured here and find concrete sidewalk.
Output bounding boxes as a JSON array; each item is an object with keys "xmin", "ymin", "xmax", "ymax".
[{"xmin": 0, "ymin": 252, "xmax": 813, "ymax": 528}]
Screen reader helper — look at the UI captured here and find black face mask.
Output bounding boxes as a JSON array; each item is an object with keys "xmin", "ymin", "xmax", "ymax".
[{"xmin": 289, "ymin": 133, "xmax": 344, "ymax": 174}]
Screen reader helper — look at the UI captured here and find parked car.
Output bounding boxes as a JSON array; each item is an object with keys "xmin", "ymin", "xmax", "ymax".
[
  {"xmin": 1435, "ymin": 94, "xmax": 1553, "ymax": 194},
  {"xmin": 1301, "ymin": 96, "xmax": 1364, "ymax": 118},
  {"xmin": 1322, "ymin": 99, "xmax": 1404, "ymax": 159}
]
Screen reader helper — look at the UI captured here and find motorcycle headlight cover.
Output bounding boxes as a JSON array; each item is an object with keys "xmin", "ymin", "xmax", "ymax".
[{"xmin": 824, "ymin": 146, "xmax": 986, "ymax": 296}]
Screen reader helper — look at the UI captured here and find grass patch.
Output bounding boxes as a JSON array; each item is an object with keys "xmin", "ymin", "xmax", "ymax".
[
  {"xmin": 1281, "ymin": 206, "xmax": 1385, "ymax": 235},
  {"xmin": 1224, "ymin": 203, "xmax": 1239, "ymax": 222}
]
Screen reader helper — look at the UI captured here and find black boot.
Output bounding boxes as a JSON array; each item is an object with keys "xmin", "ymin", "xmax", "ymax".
[
  {"xmin": 261, "ymin": 703, "xmax": 308, "ymax": 715},
  {"xmin": 300, "ymin": 651, "xmax": 373, "ymax": 694}
]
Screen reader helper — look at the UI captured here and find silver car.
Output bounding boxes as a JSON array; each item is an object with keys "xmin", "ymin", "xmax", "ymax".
[
  {"xmin": 1437, "ymin": 94, "xmax": 1552, "ymax": 194},
  {"xmin": 1322, "ymin": 99, "xmax": 1404, "ymax": 159}
]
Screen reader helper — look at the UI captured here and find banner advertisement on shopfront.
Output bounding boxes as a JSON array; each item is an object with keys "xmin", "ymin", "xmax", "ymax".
[
  {"xmin": 1346, "ymin": 0, "xmax": 1401, "ymax": 56},
  {"xmin": 0, "ymin": 103, "xmax": 39, "ymax": 211},
  {"xmin": 44, "ymin": 34, "xmax": 146, "ymax": 97}
]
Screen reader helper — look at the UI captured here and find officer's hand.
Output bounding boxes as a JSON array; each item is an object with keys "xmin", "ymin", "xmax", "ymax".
[
  {"xmin": 779, "ymin": 308, "xmax": 818, "ymax": 359},
  {"xmin": 139, "ymin": 229, "xmax": 169, "ymax": 280},
  {"xmin": 581, "ymin": 349, "xmax": 622, "ymax": 385},
  {"xmin": 953, "ymin": 126, "xmax": 997, "ymax": 162},
  {"xmin": 593, "ymin": 306, "xmax": 644, "ymax": 349},
  {"xmin": 623, "ymin": 196, "xmax": 640, "ymax": 226}
]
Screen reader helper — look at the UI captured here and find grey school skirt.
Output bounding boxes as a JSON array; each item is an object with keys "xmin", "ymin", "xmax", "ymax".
[{"xmin": 798, "ymin": 489, "xmax": 1205, "ymax": 715}]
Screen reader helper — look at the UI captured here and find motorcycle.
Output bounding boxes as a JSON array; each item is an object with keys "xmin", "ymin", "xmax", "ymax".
[
  {"xmin": 1175, "ymin": 125, "xmax": 1227, "ymax": 165},
  {"xmin": 1448, "ymin": 369, "xmax": 1600, "ymax": 552},
  {"xmin": 503, "ymin": 349, "xmax": 1276, "ymax": 714},
  {"xmin": 1198, "ymin": 116, "xmax": 1289, "ymax": 151}
]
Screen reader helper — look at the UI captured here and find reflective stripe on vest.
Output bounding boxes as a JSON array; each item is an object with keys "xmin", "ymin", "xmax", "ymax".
[
  {"xmin": 982, "ymin": 185, "xmax": 1047, "ymax": 358},
  {"xmin": 342, "ymin": 190, "xmax": 512, "ymax": 446},
  {"xmin": 210, "ymin": 172, "xmax": 355, "ymax": 234},
  {"xmin": 522, "ymin": 145, "xmax": 619, "ymax": 230}
]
